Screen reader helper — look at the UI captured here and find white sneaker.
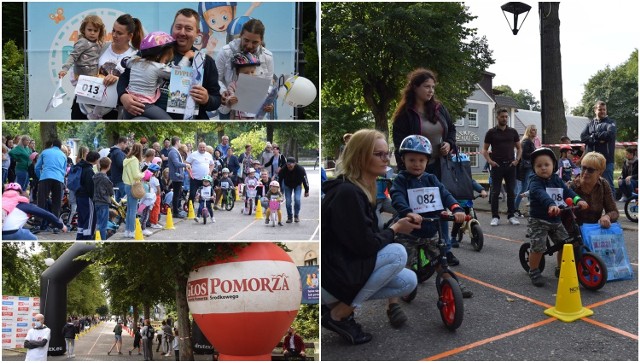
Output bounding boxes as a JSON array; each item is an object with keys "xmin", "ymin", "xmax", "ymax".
[
  {"xmin": 211, "ymin": 217, "xmax": 216, "ymax": 223},
  {"xmin": 619, "ymin": 196, "xmax": 628, "ymax": 202},
  {"xmin": 142, "ymin": 229, "xmax": 153, "ymax": 236},
  {"xmin": 124, "ymin": 230, "xmax": 134, "ymax": 238},
  {"xmin": 194, "ymin": 217, "xmax": 199, "ymax": 223},
  {"xmin": 151, "ymin": 223, "xmax": 163, "ymax": 229},
  {"xmin": 508, "ymin": 217, "xmax": 520, "ymax": 225},
  {"xmin": 490, "ymin": 218, "xmax": 499, "ymax": 226}
]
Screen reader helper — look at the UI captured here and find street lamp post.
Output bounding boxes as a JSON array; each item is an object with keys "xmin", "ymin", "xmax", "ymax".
[{"xmin": 500, "ymin": 2, "xmax": 532, "ymax": 35}]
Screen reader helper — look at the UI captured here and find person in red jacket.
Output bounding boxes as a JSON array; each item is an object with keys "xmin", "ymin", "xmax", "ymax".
[{"xmin": 282, "ymin": 327, "xmax": 305, "ymax": 360}]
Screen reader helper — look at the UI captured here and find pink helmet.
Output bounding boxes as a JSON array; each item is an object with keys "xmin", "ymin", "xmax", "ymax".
[
  {"xmin": 140, "ymin": 31, "xmax": 175, "ymax": 53},
  {"xmin": 143, "ymin": 170, "xmax": 153, "ymax": 182},
  {"xmin": 152, "ymin": 157, "xmax": 162, "ymax": 165},
  {"xmin": 29, "ymin": 152, "xmax": 39, "ymax": 161},
  {"xmin": 5, "ymin": 183, "xmax": 22, "ymax": 192},
  {"xmin": 269, "ymin": 181, "xmax": 280, "ymax": 188}
]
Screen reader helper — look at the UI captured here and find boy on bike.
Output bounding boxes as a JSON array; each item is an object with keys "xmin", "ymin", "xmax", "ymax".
[
  {"xmin": 194, "ymin": 175, "xmax": 215, "ymax": 223},
  {"xmin": 527, "ymin": 148, "xmax": 588, "ymax": 287},
  {"xmin": 216, "ymin": 168, "xmax": 235, "ymax": 209},
  {"xmin": 390, "ymin": 135, "xmax": 471, "ymax": 297}
]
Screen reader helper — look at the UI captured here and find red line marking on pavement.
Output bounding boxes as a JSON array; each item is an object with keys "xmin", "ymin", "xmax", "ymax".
[
  {"xmin": 582, "ymin": 317, "xmax": 638, "ymax": 340},
  {"xmin": 484, "ymin": 233, "xmax": 523, "ymax": 244},
  {"xmin": 456, "ymin": 272, "xmax": 552, "ymax": 308},
  {"xmin": 422, "ymin": 318, "xmax": 557, "ymax": 361},
  {"xmin": 586, "ymin": 289, "xmax": 639, "ymax": 309}
]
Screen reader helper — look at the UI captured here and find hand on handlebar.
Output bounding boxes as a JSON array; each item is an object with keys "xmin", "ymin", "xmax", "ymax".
[
  {"xmin": 453, "ymin": 211, "xmax": 466, "ymax": 224},
  {"xmin": 577, "ymin": 200, "xmax": 589, "ymax": 210},
  {"xmin": 548, "ymin": 205, "xmax": 560, "ymax": 217},
  {"xmin": 391, "ymin": 215, "xmax": 422, "ymax": 235},
  {"xmin": 479, "ymin": 190, "xmax": 488, "ymax": 198},
  {"xmin": 406, "ymin": 212, "xmax": 423, "ymax": 224}
]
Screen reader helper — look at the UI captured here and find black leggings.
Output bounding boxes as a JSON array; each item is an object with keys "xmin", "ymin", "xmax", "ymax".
[{"xmin": 123, "ymin": 103, "xmax": 172, "ymax": 120}]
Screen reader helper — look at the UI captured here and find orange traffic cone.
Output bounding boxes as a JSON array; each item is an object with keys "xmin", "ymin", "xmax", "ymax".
[
  {"xmin": 165, "ymin": 209, "xmax": 175, "ymax": 230},
  {"xmin": 134, "ymin": 218, "xmax": 145, "ymax": 240},
  {"xmin": 544, "ymin": 244, "xmax": 593, "ymax": 322}
]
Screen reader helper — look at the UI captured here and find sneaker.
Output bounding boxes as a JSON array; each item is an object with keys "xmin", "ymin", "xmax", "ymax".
[
  {"xmin": 129, "ymin": 351, "xmax": 132, "ymax": 355},
  {"xmin": 52, "ymin": 227, "xmax": 60, "ymax": 234},
  {"xmin": 514, "ymin": 210, "xmax": 524, "ymax": 218},
  {"xmin": 194, "ymin": 217, "xmax": 199, "ymax": 223},
  {"xmin": 265, "ymin": 218, "xmax": 269, "ymax": 225},
  {"xmin": 294, "ymin": 216, "xmax": 300, "ymax": 223},
  {"xmin": 118, "ymin": 352, "xmax": 123, "ymax": 355},
  {"xmin": 321, "ymin": 313, "xmax": 372, "ymax": 345},
  {"xmin": 619, "ymin": 196, "xmax": 628, "ymax": 202},
  {"xmin": 70, "ymin": 354, "xmax": 75, "ymax": 358},
  {"xmin": 151, "ymin": 224, "xmax": 164, "ymax": 229},
  {"xmin": 214, "ymin": 205, "xmax": 219, "ymax": 210},
  {"xmin": 459, "ymin": 283, "xmax": 473, "ymax": 298},
  {"xmin": 386, "ymin": 303, "xmax": 407, "ymax": 328},
  {"xmin": 107, "ymin": 352, "xmax": 111, "ymax": 356},
  {"xmin": 278, "ymin": 222, "xmax": 284, "ymax": 226},
  {"xmin": 446, "ymin": 252, "xmax": 460, "ymax": 266},
  {"xmin": 211, "ymin": 217, "xmax": 216, "ymax": 223},
  {"xmin": 508, "ymin": 217, "xmax": 520, "ymax": 225},
  {"xmin": 142, "ymin": 229, "xmax": 153, "ymax": 236},
  {"xmin": 286, "ymin": 217, "xmax": 293, "ymax": 223},
  {"xmin": 529, "ymin": 268, "xmax": 545, "ymax": 287},
  {"xmin": 451, "ymin": 235, "xmax": 459, "ymax": 248},
  {"xmin": 177, "ymin": 211, "xmax": 187, "ymax": 218},
  {"xmin": 490, "ymin": 218, "xmax": 499, "ymax": 226}
]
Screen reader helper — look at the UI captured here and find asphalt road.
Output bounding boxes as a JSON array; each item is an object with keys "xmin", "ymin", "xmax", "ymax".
[
  {"xmin": 36, "ymin": 167, "xmax": 320, "ymax": 242},
  {"xmin": 321, "ymin": 205, "xmax": 638, "ymax": 361}
]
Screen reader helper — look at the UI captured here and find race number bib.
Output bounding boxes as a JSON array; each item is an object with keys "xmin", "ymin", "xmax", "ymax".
[
  {"xmin": 546, "ymin": 187, "xmax": 566, "ymax": 206},
  {"xmin": 74, "ymin": 75, "xmax": 105, "ymax": 101},
  {"xmin": 220, "ymin": 181, "xmax": 230, "ymax": 189},
  {"xmin": 408, "ymin": 187, "xmax": 443, "ymax": 213},
  {"xmin": 201, "ymin": 187, "xmax": 212, "ymax": 199}
]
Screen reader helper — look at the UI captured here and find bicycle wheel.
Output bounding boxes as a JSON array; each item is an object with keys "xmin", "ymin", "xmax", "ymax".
[
  {"xmin": 438, "ymin": 277, "xmax": 464, "ymax": 331},
  {"xmin": 519, "ymin": 243, "xmax": 545, "ymax": 273},
  {"xmin": 225, "ymin": 194, "xmax": 234, "ymax": 211},
  {"xmin": 577, "ymin": 252, "xmax": 607, "ymax": 290},
  {"xmin": 624, "ymin": 198, "xmax": 638, "ymax": 223},
  {"xmin": 470, "ymin": 223, "xmax": 484, "ymax": 252},
  {"xmin": 248, "ymin": 200, "xmax": 253, "ymax": 215}
]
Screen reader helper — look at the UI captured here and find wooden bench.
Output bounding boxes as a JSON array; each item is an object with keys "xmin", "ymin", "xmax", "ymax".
[{"xmin": 271, "ymin": 342, "xmax": 316, "ymax": 361}]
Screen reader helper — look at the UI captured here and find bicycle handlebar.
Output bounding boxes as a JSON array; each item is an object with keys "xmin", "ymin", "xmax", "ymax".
[{"xmin": 419, "ymin": 212, "xmax": 471, "ymax": 223}]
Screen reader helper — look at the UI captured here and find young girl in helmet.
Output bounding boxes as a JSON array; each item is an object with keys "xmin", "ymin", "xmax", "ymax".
[
  {"xmin": 138, "ymin": 169, "xmax": 156, "ymax": 236},
  {"xmin": 2, "ymin": 183, "xmax": 67, "ymax": 240},
  {"xmin": 122, "ymin": 31, "xmax": 194, "ymax": 120},
  {"xmin": 219, "ymin": 52, "xmax": 270, "ymax": 120},
  {"xmin": 264, "ymin": 180, "xmax": 284, "ymax": 226},
  {"xmin": 526, "ymin": 148, "xmax": 588, "ymax": 287},
  {"xmin": 243, "ymin": 167, "xmax": 259, "ymax": 213},
  {"xmin": 146, "ymin": 163, "xmax": 164, "ymax": 230},
  {"xmin": 557, "ymin": 145, "xmax": 578, "ymax": 182},
  {"xmin": 390, "ymin": 135, "xmax": 472, "ymax": 299},
  {"xmin": 194, "ymin": 175, "xmax": 215, "ymax": 223}
]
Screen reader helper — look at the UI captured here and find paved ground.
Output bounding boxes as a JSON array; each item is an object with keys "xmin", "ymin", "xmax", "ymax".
[
  {"xmin": 321, "ymin": 203, "xmax": 638, "ymax": 361},
  {"xmin": 36, "ymin": 168, "xmax": 320, "ymax": 242}
]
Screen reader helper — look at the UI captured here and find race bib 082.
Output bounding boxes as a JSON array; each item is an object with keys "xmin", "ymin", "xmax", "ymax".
[{"xmin": 408, "ymin": 187, "xmax": 443, "ymax": 213}]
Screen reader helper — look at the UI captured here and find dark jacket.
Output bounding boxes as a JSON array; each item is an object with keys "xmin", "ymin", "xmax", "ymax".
[
  {"xmin": 117, "ymin": 47, "xmax": 221, "ymax": 119},
  {"xmin": 74, "ymin": 160, "xmax": 95, "ymax": 199},
  {"xmin": 264, "ymin": 154, "xmax": 287, "ymax": 177},
  {"xmin": 621, "ymin": 157, "xmax": 638, "ymax": 181},
  {"xmin": 168, "ymin": 147, "xmax": 187, "ymax": 182},
  {"xmin": 392, "ymin": 103, "xmax": 456, "ymax": 173},
  {"xmin": 390, "ymin": 171, "xmax": 464, "ymax": 238},
  {"xmin": 321, "ymin": 177, "xmax": 394, "ymax": 304},
  {"xmin": 62, "ymin": 322, "xmax": 76, "ymax": 339},
  {"xmin": 580, "ymin": 117, "xmax": 617, "ymax": 163},
  {"xmin": 277, "ymin": 164, "xmax": 309, "ymax": 192},
  {"xmin": 283, "ymin": 333, "xmax": 305, "ymax": 353},
  {"xmin": 93, "ymin": 172, "xmax": 114, "ymax": 206},
  {"xmin": 528, "ymin": 173, "xmax": 579, "ymax": 222},
  {"xmin": 108, "ymin": 146, "xmax": 126, "ymax": 185}
]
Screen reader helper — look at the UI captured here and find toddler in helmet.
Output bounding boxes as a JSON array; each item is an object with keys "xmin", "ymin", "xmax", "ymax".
[
  {"xmin": 526, "ymin": 148, "xmax": 588, "ymax": 287},
  {"xmin": 216, "ymin": 168, "xmax": 235, "ymax": 208},
  {"xmin": 194, "ymin": 175, "xmax": 215, "ymax": 223},
  {"xmin": 220, "ymin": 52, "xmax": 272, "ymax": 119},
  {"xmin": 122, "ymin": 31, "xmax": 194, "ymax": 120},
  {"xmin": 137, "ymin": 169, "xmax": 157, "ymax": 236},
  {"xmin": 264, "ymin": 180, "xmax": 284, "ymax": 226},
  {"xmin": 557, "ymin": 145, "xmax": 578, "ymax": 182}
]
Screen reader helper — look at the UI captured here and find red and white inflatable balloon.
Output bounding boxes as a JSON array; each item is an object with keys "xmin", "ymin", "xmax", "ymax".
[{"xmin": 187, "ymin": 243, "xmax": 302, "ymax": 360}]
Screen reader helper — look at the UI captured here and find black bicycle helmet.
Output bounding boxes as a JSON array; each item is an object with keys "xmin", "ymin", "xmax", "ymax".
[{"xmin": 530, "ymin": 147, "xmax": 558, "ymax": 172}]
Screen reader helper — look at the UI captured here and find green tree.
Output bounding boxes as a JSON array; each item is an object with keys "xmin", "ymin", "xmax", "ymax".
[
  {"xmin": 322, "ymin": 2, "xmax": 493, "ymax": 138},
  {"xmin": 291, "ymin": 304, "xmax": 319, "ymax": 342},
  {"xmin": 572, "ymin": 49, "xmax": 638, "ymax": 141},
  {"xmin": 321, "ymin": 104, "xmax": 374, "ymax": 160},
  {"xmin": 2, "ymin": 40, "xmax": 27, "ymax": 119},
  {"xmin": 494, "ymin": 85, "xmax": 541, "ymax": 111},
  {"xmin": 1, "ymin": 243, "xmax": 40, "ymax": 296}
]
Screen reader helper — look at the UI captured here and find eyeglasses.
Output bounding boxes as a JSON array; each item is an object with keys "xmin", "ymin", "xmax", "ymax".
[
  {"xmin": 372, "ymin": 151, "xmax": 392, "ymax": 161},
  {"xmin": 581, "ymin": 166, "xmax": 598, "ymax": 174}
]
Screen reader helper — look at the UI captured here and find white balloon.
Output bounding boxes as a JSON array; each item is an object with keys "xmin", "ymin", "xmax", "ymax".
[{"xmin": 280, "ymin": 75, "xmax": 317, "ymax": 108}]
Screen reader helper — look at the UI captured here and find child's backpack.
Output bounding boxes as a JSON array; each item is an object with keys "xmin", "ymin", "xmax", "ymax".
[
  {"xmin": 67, "ymin": 164, "xmax": 83, "ymax": 192},
  {"xmin": 146, "ymin": 325, "xmax": 155, "ymax": 339}
]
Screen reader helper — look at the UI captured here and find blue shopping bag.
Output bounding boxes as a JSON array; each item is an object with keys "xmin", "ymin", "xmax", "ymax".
[{"xmin": 580, "ymin": 222, "xmax": 634, "ymax": 281}]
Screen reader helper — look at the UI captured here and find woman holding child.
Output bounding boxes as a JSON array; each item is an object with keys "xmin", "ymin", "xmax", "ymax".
[{"xmin": 321, "ymin": 129, "xmax": 421, "ymax": 345}]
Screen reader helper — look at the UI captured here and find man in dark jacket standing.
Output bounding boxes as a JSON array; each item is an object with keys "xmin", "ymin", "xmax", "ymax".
[
  {"xmin": 75, "ymin": 151, "xmax": 100, "ymax": 240},
  {"xmin": 168, "ymin": 136, "xmax": 190, "ymax": 218},
  {"xmin": 109, "ymin": 137, "xmax": 128, "ymax": 201},
  {"xmin": 61, "ymin": 317, "xmax": 77, "ymax": 358},
  {"xmin": 277, "ymin": 157, "xmax": 309, "ymax": 223},
  {"xmin": 93, "ymin": 157, "xmax": 114, "ymax": 240},
  {"xmin": 580, "ymin": 100, "xmax": 617, "ymax": 195}
]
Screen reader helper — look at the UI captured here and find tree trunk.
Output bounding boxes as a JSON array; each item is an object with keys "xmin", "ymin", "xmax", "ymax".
[
  {"xmin": 39, "ymin": 122, "xmax": 58, "ymax": 145},
  {"xmin": 362, "ymin": 80, "xmax": 392, "ymax": 141},
  {"xmin": 143, "ymin": 305, "xmax": 150, "ymax": 321},
  {"xmin": 540, "ymin": 2, "xmax": 566, "ymax": 144},
  {"xmin": 217, "ymin": 130, "xmax": 225, "ymax": 144},
  {"xmin": 175, "ymin": 273, "xmax": 194, "ymax": 361},
  {"xmin": 132, "ymin": 305, "xmax": 139, "ymax": 331},
  {"xmin": 266, "ymin": 124, "xmax": 274, "ymax": 144}
]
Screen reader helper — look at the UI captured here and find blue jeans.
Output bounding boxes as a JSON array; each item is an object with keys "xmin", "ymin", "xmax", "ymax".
[
  {"xmin": 2, "ymin": 168, "xmax": 7, "ymax": 186},
  {"xmin": 515, "ymin": 169, "xmax": 533, "ymax": 210},
  {"xmin": 283, "ymin": 184, "xmax": 302, "ymax": 218},
  {"xmin": 115, "ymin": 182, "xmax": 126, "ymax": 201},
  {"xmin": 95, "ymin": 204, "xmax": 109, "ymax": 240},
  {"xmin": 124, "ymin": 184, "xmax": 138, "ymax": 233},
  {"xmin": 15, "ymin": 169, "xmax": 29, "ymax": 191},
  {"xmin": 604, "ymin": 162, "xmax": 615, "ymax": 198},
  {"xmin": 618, "ymin": 178, "xmax": 637, "ymax": 198},
  {"xmin": 2, "ymin": 228, "xmax": 38, "ymax": 240}
]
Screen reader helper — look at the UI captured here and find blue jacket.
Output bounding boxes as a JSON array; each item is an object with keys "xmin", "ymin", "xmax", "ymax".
[
  {"xmin": 580, "ymin": 117, "xmax": 617, "ymax": 163},
  {"xmin": 168, "ymin": 148, "xmax": 187, "ymax": 182},
  {"xmin": 108, "ymin": 146, "xmax": 126, "ymax": 185},
  {"xmin": 34, "ymin": 146, "xmax": 66, "ymax": 183},
  {"xmin": 528, "ymin": 173, "xmax": 579, "ymax": 222},
  {"xmin": 391, "ymin": 171, "xmax": 463, "ymax": 238}
]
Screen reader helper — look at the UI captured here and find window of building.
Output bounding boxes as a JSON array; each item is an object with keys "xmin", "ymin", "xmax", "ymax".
[
  {"xmin": 458, "ymin": 145, "xmax": 479, "ymax": 168},
  {"xmin": 467, "ymin": 108, "xmax": 478, "ymax": 127},
  {"xmin": 304, "ymin": 251, "xmax": 318, "ymax": 266},
  {"xmin": 455, "ymin": 117, "xmax": 464, "ymax": 127}
]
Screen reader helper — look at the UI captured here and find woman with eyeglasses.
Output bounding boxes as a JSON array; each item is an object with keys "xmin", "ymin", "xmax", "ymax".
[
  {"xmin": 567, "ymin": 152, "xmax": 619, "ymax": 228},
  {"xmin": 391, "ymin": 68, "xmax": 460, "ymax": 265},
  {"xmin": 321, "ymin": 129, "xmax": 421, "ymax": 345}
]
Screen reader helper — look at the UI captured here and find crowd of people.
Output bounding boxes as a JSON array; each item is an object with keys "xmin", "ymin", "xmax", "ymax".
[
  {"xmin": 321, "ymin": 67, "xmax": 636, "ymax": 345},
  {"xmin": 58, "ymin": 7, "xmax": 276, "ymax": 121}
]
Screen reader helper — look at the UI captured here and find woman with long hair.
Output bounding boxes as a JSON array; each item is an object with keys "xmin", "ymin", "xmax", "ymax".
[
  {"xmin": 321, "ymin": 129, "xmax": 420, "ymax": 345},
  {"xmin": 122, "ymin": 143, "xmax": 144, "ymax": 238},
  {"xmin": 514, "ymin": 125, "xmax": 537, "ymax": 217}
]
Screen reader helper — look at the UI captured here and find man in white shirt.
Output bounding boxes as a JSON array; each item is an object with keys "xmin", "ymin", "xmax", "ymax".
[
  {"xmin": 24, "ymin": 314, "xmax": 51, "ymax": 361},
  {"xmin": 186, "ymin": 142, "xmax": 215, "ymax": 216}
]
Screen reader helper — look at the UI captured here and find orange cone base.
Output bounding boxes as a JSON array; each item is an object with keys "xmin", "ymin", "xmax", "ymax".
[
  {"xmin": 218, "ymin": 353, "xmax": 271, "ymax": 361},
  {"xmin": 544, "ymin": 306, "xmax": 593, "ymax": 322}
]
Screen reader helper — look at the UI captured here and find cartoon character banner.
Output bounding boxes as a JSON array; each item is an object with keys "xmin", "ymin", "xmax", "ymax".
[
  {"xmin": 26, "ymin": 2, "xmax": 296, "ymax": 120},
  {"xmin": 297, "ymin": 265, "xmax": 319, "ymax": 304}
]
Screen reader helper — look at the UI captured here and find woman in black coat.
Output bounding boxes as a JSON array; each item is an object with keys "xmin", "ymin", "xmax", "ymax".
[{"xmin": 321, "ymin": 129, "xmax": 420, "ymax": 345}]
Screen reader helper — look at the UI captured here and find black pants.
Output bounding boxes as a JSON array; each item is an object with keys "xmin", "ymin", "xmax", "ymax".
[
  {"xmin": 172, "ymin": 181, "xmax": 183, "ymax": 216},
  {"xmin": 37, "ymin": 179, "xmax": 63, "ymax": 229},
  {"xmin": 490, "ymin": 164, "xmax": 517, "ymax": 219},
  {"xmin": 189, "ymin": 178, "xmax": 204, "ymax": 213}
]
